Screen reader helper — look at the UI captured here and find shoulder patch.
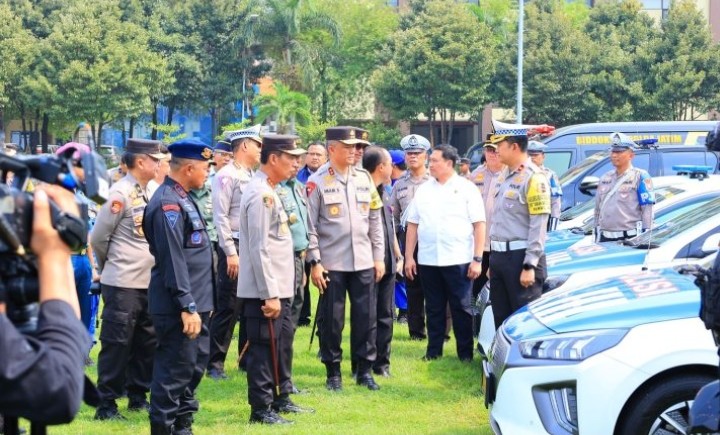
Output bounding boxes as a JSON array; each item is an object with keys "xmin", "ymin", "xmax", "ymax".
[
  {"xmin": 110, "ymin": 200, "xmax": 123, "ymax": 214},
  {"xmin": 262, "ymin": 194, "xmax": 274, "ymax": 208},
  {"xmin": 306, "ymin": 181, "xmax": 317, "ymax": 197},
  {"xmin": 162, "ymin": 204, "xmax": 181, "ymax": 212},
  {"xmin": 164, "ymin": 210, "xmax": 180, "ymax": 228}
]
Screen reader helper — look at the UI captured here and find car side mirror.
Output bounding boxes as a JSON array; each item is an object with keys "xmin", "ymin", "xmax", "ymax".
[
  {"xmin": 701, "ymin": 233, "xmax": 720, "ymax": 254},
  {"xmin": 579, "ymin": 176, "xmax": 600, "ymax": 195}
]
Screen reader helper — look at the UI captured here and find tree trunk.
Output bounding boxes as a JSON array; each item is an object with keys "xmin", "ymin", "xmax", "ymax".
[
  {"xmin": 97, "ymin": 122, "xmax": 104, "ymax": 149},
  {"xmin": 439, "ymin": 108, "xmax": 447, "ymax": 144},
  {"xmin": 20, "ymin": 108, "xmax": 27, "ymax": 152},
  {"xmin": 210, "ymin": 107, "xmax": 217, "ymax": 140},
  {"xmin": 0, "ymin": 107, "xmax": 4, "ymax": 145},
  {"xmin": 167, "ymin": 105, "xmax": 175, "ymax": 125},
  {"xmin": 129, "ymin": 117, "xmax": 136, "ymax": 139},
  {"xmin": 448, "ymin": 110, "xmax": 456, "ymax": 145},
  {"xmin": 151, "ymin": 104, "xmax": 158, "ymax": 140},
  {"xmin": 32, "ymin": 109, "xmax": 40, "ymax": 153},
  {"xmin": 41, "ymin": 112, "xmax": 49, "ymax": 153},
  {"xmin": 427, "ymin": 107, "xmax": 435, "ymax": 146},
  {"xmin": 122, "ymin": 120, "xmax": 127, "ymax": 145}
]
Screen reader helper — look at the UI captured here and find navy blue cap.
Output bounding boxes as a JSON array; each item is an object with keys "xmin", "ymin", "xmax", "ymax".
[
  {"xmin": 215, "ymin": 140, "xmax": 232, "ymax": 153},
  {"xmin": 168, "ymin": 138, "xmax": 213, "ymax": 161}
]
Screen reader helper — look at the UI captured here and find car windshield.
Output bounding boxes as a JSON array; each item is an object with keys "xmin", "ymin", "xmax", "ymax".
[
  {"xmin": 626, "ymin": 196, "xmax": 720, "ymax": 247},
  {"xmin": 559, "ymin": 199, "xmax": 594, "ymax": 221},
  {"xmin": 559, "ymin": 151, "xmax": 608, "ymax": 185},
  {"xmin": 578, "ymin": 186, "xmax": 687, "ymax": 234}
]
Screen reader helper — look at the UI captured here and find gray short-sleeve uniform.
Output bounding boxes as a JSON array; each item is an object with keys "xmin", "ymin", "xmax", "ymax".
[{"xmin": 212, "ymin": 162, "xmax": 253, "ymax": 257}]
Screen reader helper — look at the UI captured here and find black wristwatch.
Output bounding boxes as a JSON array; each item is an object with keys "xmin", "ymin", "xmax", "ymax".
[
  {"xmin": 310, "ymin": 259, "xmax": 322, "ymax": 267},
  {"xmin": 472, "ymin": 256, "xmax": 483, "ymax": 263},
  {"xmin": 182, "ymin": 302, "xmax": 197, "ymax": 314},
  {"xmin": 522, "ymin": 264, "xmax": 535, "ymax": 271}
]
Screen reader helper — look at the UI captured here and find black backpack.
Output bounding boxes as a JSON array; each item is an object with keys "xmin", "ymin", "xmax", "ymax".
[
  {"xmin": 706, "ymin": 122, "xmax": 720, "ymax": 152},
  {"xmin": 695, "ymin": 257, "xmax": 720, "ymax": 333}
]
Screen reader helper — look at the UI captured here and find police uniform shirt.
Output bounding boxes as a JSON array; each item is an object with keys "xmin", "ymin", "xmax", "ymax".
[
  {"xmin": 143, "ymin": 177, "xmax": 214, "ymax": 314},
  {"xmin": 212, "ymin": 162, "xmax": 253, "ymax": 257},
  {"xmin": 276, "ymin": 178, "xmax": 309, "ymax": 252},
  {"xmin": 237, "ymin": 171, "xmax": 295, "ymax": 300},
  {"xmin": 389, "ymin": 171, "xmax": 431, "ymax": 230},
  {"xmin": 90, "ymin": 173, "xmax": 158, "ymax": 289},
  {"xmin": 490, "ymin": 159, "xmax": 551, "ymax": 268},
  {"xmin": 469, "ymin": 164, "xmax": 504, "ymax": 251},
  {"xmin": 306, "ymin": 162, "xmax": 385, "ymax": 271},
  {"xmin": 540, "ymin": 166, "xmax": 563, "ymax": 219},
  {"xmin": 594, "ymin": 165, "xmax": 654, "ymax": 232},
  {"xmin": 405, "ymin": 173, "xmax": 485, "ymax": 266},
  {"xmin": 190, "ymin": 179, "xmax": 218, "ymax": 243}
]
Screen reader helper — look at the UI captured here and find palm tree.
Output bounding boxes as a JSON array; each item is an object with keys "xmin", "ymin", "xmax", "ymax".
[
  {"xmin": 259, "ymin": 0, "xmax": 341, "ymax": 90},
  {"xmin": 254, "ymin": 82, "xmax": 312, "ymax": 134}
]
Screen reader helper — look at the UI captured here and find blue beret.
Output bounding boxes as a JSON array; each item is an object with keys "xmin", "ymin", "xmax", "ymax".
[
  {"xmin": 215, "ymin": 140, "xmax": 232, "ymax": 153},
  {"xmin": 389, "ymin": 149, "xmax": 405, "ymax": 165},
  {"xmin": 168, "ymin": 138, "xmax": 213, "ymax": 161}
]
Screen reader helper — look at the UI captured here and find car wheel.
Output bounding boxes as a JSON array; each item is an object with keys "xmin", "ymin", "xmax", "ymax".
[{"xmin": 616, "ymin": 374, "xmax": 714, "ymax": 435}]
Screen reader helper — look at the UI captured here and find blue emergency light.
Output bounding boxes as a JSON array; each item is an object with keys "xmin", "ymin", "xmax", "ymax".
[{"xmin": 636, "ymin": 138, "xmax": 659, "ymax": 148}]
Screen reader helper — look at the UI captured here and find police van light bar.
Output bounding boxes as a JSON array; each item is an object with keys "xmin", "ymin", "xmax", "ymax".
[
  {"xmin": 528, "ymin": 124, "xmax": 555, "ymax": 138},
  {"xmin": 636, "ymin": 138, "xmax": 659, "ymax": 148},
  {"xmin": 672, "ymin": 165, "xmax": 713, "ymax": 180}
]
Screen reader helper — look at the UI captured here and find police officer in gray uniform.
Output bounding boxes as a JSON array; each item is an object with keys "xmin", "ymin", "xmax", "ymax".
[
  {"xmin": 527, "ymin": 141, "xmax": 563, "ymax": 231},
  {"xmin": 238, "ymin": 135, "xmax": 313, "ymax": 425},
  {"xmin": 207, "ymin": 125, "xmax": 262, "ymax": 379},
  {"xmin": 594, "ymin": 132, "xmax": 655, "ymax": 242},
  {"xmin": 488, "ymin": 125, "xmax": 551, "ymax": 330},
  {"xmin": 307, "ymin": 126, "xmax": 385, "ymax": 391},
  {"xmin": 143, "ymin": 139, "xmax": 215, "ymax": 435},
  {"xmin": 389, "ymin": 134, "xmax": 431, "ymax": 340},
  {"xmin": 91, "ymin": 138, "xmax": 164, "ymax": 420}
]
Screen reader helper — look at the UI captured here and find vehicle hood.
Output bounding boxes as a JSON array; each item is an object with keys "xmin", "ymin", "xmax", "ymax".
[
  {"xmin": 508, "ymin": 268, "xmax": 699, "ymax": 336},
  {"xmin": 545, "ymin": 242, "xmax": 648, "ymax": 275},
  {"xmin": 545, "ymin": 230, "xmax": 585, "ymax": 254}
]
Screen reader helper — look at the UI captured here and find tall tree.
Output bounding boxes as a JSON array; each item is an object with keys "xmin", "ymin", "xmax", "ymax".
[{"xmin": 373, "ymin": 0, "xmax": 498, "ymax": 144}]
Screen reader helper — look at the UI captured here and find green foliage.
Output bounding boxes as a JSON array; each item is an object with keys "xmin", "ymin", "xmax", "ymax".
[
  {"xmin": 364, "ymin": 120, "xmax": 402, "ymax": 148},
  {"xmin": 217, "ymin": 119, "xmax": 252, "ymax": 141},
  {"xmin": 150, "ymin": 123, "xmax": 188, "ymax": 144},
  {"xmin": 296, "ymin": 117, "xmax": 336, "ymax": 145},
  {"xmin": 254, "ymin": 82, "xmax": 313, "ymax": 134}
]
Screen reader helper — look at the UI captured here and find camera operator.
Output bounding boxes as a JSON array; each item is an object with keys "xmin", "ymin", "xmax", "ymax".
[{"xmin": 0, "ymin": 185, "xmax": 90, "ymax": 424}]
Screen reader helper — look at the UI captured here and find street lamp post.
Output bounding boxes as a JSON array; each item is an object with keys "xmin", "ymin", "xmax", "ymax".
[{"xmin": 517, "ymin": 0, "xmax": 524, "ymax": 124}]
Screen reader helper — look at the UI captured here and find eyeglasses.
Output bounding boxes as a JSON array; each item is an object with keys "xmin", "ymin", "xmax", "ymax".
[{"xmin": 355, "ymin": 144, "xmax": 367, "ymax": 151}]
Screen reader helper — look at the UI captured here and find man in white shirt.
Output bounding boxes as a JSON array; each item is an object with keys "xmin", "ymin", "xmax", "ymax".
[{"xmin": 404, "ymin": 145, "xmax": 485, "ymax": 361}]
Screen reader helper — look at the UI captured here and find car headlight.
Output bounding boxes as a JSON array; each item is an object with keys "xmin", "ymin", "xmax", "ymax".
[
  {"xmin": 543, "ymin": 274, "xmax": 570, "ymax": 293},
  {"xmin": 519, "ymin": 329, "xmax": 628, "ymax": 361}
]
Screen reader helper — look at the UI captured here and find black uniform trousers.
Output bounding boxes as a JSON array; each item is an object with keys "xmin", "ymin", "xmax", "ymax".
[
  {"xmin": 320, "ymin": 269, "xmax": 377, "ymax": 370},
  {"xmin": 290, "ymin": 253, "xmax": 305, "ymax": 328},
  {"xmin": 243, "ymin": 298, "xmax": 293, "ymax": 409},
  {"xmin": 96, "ymin": 285, "xmax": 156, "ymax": 404},
  {"xmin": 401, "ymin": 229, "xmax": 426, "ymax": 338},
  {"xmin": 149, "ymin": 312, "xmax": 210, "ymax": 427},
  {"xmin": 418, "ymin": 264, "xmax": 474, "ymax": 360},
  {"xmin": 489, "ymin": 250, "xmax": 547, "ymax": 330},
  {"xmin": 299, "ymin": 262, "xmax": 312, "ymax": 324},
  {"xmin": 207, "ymin": 242, "xmax": 246, "ymax": 372},
  {"xmin": 373, "ymin": 271, "xmax": 395, "ymax": 372}
]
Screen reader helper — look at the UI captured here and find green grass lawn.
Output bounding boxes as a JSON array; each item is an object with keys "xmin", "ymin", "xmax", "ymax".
[{"xmin": 44, "ymin": 297, "xmax": 492, "ymax": 435}]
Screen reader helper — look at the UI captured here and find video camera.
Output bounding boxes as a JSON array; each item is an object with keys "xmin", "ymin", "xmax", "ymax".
[{"xmin": 0, "ymin": 145, "xmax": 109, "ymax": 332}]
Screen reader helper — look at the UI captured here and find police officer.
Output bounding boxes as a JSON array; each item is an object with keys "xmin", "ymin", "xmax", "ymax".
[
  {"xmin": 352, "ymin": 128, "xmax": 370, "ymax": 167},
  {"xmin": 143, "ymin": 138, "xmax": 215, "ymax": 435},
  {"xmin": 389, "ymin": 134, "xmax": 431, "ymax": 340},
  {"xmin": 527, "ymin": 141, "xmax": 562, "ymax": 231},
  {"xmin": 237, "ymin": 135, "xmax": 313, "ymax": 425},
  {"xmin": 212, "ymin": 140, "xmax": 233, "ymax": 176},
  {"xmin": 207, "ymin": 125, "xmax": 262, "ymax": 379},
  {"xmin": 594, "ymin": 132, "xmax": 655, "ymax": 242},
  {"xmin": 469, "ymin": 140, "xmax": 506, "ymax": 298},
  {"xmin": 276, "ymin": 163, "xmax": 310, "ymax": 329},
  {"xmin": 91, "ymin": 138, "xmax": 164, "ymax": 420},
  {"xmin": 488, "ymin": 124, "xmax": 551, "ymax": 330},
  {"xmin": 458, "ymin": 157, "xmax": 472, "ymax": 179},
  {"xmin": 307, "ymin": 126, "xmax": 385, "ymax": 391},
  {"xmin": 362, "ymin": 146, "xmax": 403, "ymax": 376}
]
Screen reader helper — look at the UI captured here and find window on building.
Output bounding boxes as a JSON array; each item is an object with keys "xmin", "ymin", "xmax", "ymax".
[
  {"xmin": 387, "ymin": 0, "xmax": 398, "ymax": 6},
  {"xmin": 641, "ymin": 0, "xmax": 671, "ymax": 19}
]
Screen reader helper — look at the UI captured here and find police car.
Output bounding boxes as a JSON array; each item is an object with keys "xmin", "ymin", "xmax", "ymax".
[
  {"xmin": 547, "ymin": 173, "xmax": 720, "ymax": 254},
  {"xmin": 485, "ymin": 260, "xmax": 718, "ymax": 435}
]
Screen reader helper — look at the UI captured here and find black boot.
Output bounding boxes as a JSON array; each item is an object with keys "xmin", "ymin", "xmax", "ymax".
[
  {"xmin": 356, "ymin": 360, "xmax": 380, "ymax": 391},
  {"xmin": 127, "ymin": 394, "xmax": 150, "ymax": 412},
  {"xmin": 150, "ymin": 422, "xmax": 172, "ymax": 435},
  {"xmin": 325, "ymin": 362, "xmax": 342, "ymax": 391},
  {"xmin": 94, "ymin": 400, "xmax": 127, "ymax": 420},
  {"xmin": 272, "ymin": 394, "xmax": 315, "ymax": 414},
  {"xmin": 173, "ymin": 414, "xmax": 193, "ymax": 435},
  {"xmin": 249, "ymin": 406, "xmax": 293, "ymax": 425}
]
